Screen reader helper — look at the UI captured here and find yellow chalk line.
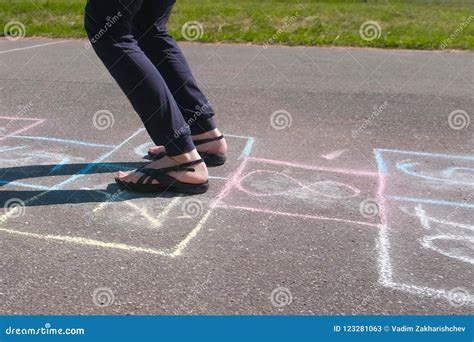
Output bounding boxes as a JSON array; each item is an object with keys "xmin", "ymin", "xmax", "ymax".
[
  {"xmin": 152, "ymin": 197, "xmax": 182, "ymax": 228},
  {"xmin": 92, "ymin": 190, "xmax": 181, "ymax": 229},
  {"xmin": 0, "ymin": 226, "xmax": 171, "ymax": 257},
  {"xmin": 0, "ymin": 207, "xmax": 21, "ymax": 224},
  {"xmin": 170, "ymin": 209, "xmax": 213, "ymax": 257}
]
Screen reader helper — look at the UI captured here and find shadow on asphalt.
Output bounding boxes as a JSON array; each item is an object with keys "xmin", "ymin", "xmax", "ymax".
[{"xmin": 0, "ymin": 162, "xmax": 189, "ymax": 207}]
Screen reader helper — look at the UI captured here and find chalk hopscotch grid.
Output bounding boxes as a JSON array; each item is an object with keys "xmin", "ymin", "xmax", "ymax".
[
  {"xmin": 374, "ymin": 148, "xmax": 474, "ymax": 304},
  {"xmin": 0, "ymin": 128, "xmax": 256, "ymax": 258}
]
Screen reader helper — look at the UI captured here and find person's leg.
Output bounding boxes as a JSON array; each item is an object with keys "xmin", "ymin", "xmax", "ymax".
[
  {"xmin": 132, "ymin": 0, "xmax": 226, "ymax": 156},
  {"xmin": 84, "ymin": 0, "xmax": 193, "ymax": 156},
  {"xmin": 84, "ymin": 0, "xmax": 207, "ymax": 188}
]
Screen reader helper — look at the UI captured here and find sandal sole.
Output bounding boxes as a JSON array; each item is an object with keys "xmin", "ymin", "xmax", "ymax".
[{"xmin": 115, "ymin": 178, "xmax": 209, "ymax": 194}]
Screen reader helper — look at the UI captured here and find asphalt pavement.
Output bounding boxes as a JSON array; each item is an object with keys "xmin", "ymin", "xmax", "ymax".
[{"xmin": 0, "ymin": 39, "xmax": 473, "ymax": 314}]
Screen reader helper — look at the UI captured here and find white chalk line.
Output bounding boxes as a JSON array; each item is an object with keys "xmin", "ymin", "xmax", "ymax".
[
  {"xmin": 421, "ymin": 235, "xmax": 474, "ymax": 265},
  {"xmin": 0, "ymin": 40, "xmax": 69, "ymax": 55},
  {"xmin": 376, "ymin": 201, "xmax": 474, "ymax": 302}
]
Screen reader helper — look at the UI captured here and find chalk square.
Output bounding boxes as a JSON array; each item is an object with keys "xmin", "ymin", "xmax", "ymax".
[
  {"xmin": 381, "ymin": 204, "xmax": 474, "ymax": 301},
  {"xmin": 375, "ymin": 149, "xmax": 474, "ymax": 208},
  {"xmin": 216, "ymin": 157, "xmax": 382, "ymax": 227}
]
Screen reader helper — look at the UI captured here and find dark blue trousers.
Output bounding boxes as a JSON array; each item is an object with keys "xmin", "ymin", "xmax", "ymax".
[{"xmin": 84, "ymin": 0, "xmax": 216, "ymax": 156}]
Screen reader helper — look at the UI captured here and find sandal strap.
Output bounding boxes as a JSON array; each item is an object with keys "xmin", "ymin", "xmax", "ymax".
[
  {"xmin": 155, "ymin": 159, "xmax": 204, "ymax": 173},
  {"xmin": 193, "ymin": 135, "xmax": 224, "ymax": 146},
  {"xmin": 138, "ymin": 159, "xmax": 204, "ymax": 185}
]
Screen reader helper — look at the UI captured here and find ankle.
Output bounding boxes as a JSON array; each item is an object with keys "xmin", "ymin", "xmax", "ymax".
[
  {"xmin": 168, "ymin": 149, "xmax": 201, "ymax": 164},
  {"xmin": 191, "ymin": 128, "xmax": 221, "ymax": 140}
]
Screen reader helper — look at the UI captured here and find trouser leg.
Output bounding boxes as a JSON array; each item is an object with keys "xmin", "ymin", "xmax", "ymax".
[
  {"xmin": 133, "ymin": 0, "xmax": 217, "ymax": 137},
  {"xmin": 84, "ymin": 0, "xmax": 194, "ymax": 156}
]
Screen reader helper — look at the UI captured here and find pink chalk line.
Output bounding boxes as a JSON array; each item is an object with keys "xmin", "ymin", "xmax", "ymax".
[
  {"xmin": 321, "ymin": 149, "xmax": 348, "ymax": 160},
  {"xmin": 210, "ymin": 158, "xmax": 249, "ymax": 208},
  {"xmin": 246, "ymin": 157, "xmax": 378, "ymax": 177},
  {"xmin": 215, "ymin": 204, "xmax": 379, "ymax": 228},
  {"xmin": 0, "ymin": 116, "xmax": 46, "ymax": 141}
]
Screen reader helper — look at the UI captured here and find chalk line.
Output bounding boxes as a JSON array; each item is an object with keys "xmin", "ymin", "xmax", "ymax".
[
  {"xmin": 0, "ymin": 128, "xmax": 143, "ymax": 221},
  {"xmin": 0, "ymin": 40, "xmax": 69, "ymax": 55},
  {"xmin": 9, "ymin": 135, "xmax": 115, "ymax": 148},
  {"xmin": 421, "ymin": 235, "xmax": 474, "ymax": 265},
  {"xmin": 216, "ymin": 204, "xmax": 379, "ymax": 228},
  {"xmin": 0, "ymin": 226, "xmax": 170, "ymax": 257},
  {"xmin": 387, "ymin": 196, "xmax": 474, "ymax": 209},
  {"xmin": 321, "ymin": 149, "xmax": 348, "ymax": 160},
  {"xmin": 0, "ymin": 118, "xmax": 46, "ymax": 141},
  {"xmin": 374, "ymin": 148, "xmax": 474, "ymax": 303},
  {"xmin": 246, "ymin": 157, "xmax": 378, "ymax": 177}
]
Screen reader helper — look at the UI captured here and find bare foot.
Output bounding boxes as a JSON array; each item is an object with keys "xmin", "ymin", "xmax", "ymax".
[
  {"xmin": 147, "ymin": 145, "xmax": 166, "ymax": 157},
  {"xmin": 117, "ymin": 149, "xmax": 208, "ymax": 185},
  {"xmin": 148, "ymin": 129, "xmax": 227, "ymax": 157}
]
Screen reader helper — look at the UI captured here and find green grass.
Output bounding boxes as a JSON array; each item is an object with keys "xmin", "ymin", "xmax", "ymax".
[{"xmin": 1, "ymin": 0, "xmax": 474, "ymax": 49}]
